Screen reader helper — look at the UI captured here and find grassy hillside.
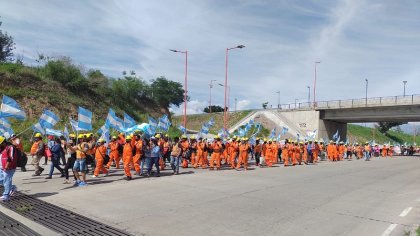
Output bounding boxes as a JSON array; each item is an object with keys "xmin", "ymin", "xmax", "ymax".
[{"xmin": 347, "ymin": 124, "xmax": 419, "ymax": 145}]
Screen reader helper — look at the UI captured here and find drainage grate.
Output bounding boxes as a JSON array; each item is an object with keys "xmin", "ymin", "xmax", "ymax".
[
  {"xmin": 0, "ymin": 210, "xmax": 41, "ymax": 236},
  {"xmin": 0, "ymin": 187, "xmax": 133, "ymax": 236}
]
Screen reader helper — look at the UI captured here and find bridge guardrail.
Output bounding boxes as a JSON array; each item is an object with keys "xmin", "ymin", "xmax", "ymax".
[{"xmin": 275, "ymin": 94, "xmax": 420, "ymax": 111}]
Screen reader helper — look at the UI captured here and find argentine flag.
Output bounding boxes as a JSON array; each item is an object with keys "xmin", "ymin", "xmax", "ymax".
[
  {"xmin": 45, "ymin": 128, "xmax": 63, "ymax": 137},
  {"xmin": 0, "ymin": 95, "xmax": 26, "ymax": 120},
  {"xmin": 106, "ymin": 109, "xmax": 124, "ymax": 131},
  {"xmin": 32, "ymin": 122, "xmax": 45, "ymax": 135},
  {"xmin": 39, "ymin": 109, "xmax": 59, "ymax": 129},
  {"xmin": 69, "ymin": 118, "xmax": 84, "ymax": 132},
  {"xmin": 78, "ymin": 107, "xmax": 92, "ymax": 131},
  {"xmin": 0, "ymin": 118, "xmax": 11, "ymax": 129},
  {"xmin": 281, "ymin": 126, "xmax": 289, "ymax": 135},
  {"xmin": 178, "ymin": 125, "xmax": 187, "ymax": 134},
  {"xmin": 124, "ymin": 113, "xmax": 136, "ymax": 128},
  {"xmin": 148, "ymin": 116, "xmax": 158, "ymax": 127},
  {"xmin": 0, "ymin": 124, "xmax": 13, "ymax": 139},
  {"xmin": 200, "ymin": 124, "xmax": 209, "ymax": 134}
]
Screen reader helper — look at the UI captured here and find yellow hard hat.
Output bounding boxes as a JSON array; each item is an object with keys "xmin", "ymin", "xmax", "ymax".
[
  {"xmin": 126, "ymin": 135, "xmax": 132, "ymax": 140},
  {"xmin": 330, "ymin": 140, "xmax": 333, "ymax": 143},
  {"xmin": 112, "ymin": 136, "xmax": 117, "ymax": 139},
  {"xmin": 34, "ymin": 133, "xmax": 42, "ymax": 138},
  {"xmin": 181, "ymin": 135, "xmax": 187, "ymax": 139},
  {"xmin": 299, "ymin": 142, "xmax": 304, "ymax": 145},
  {"xmin": 190, "ymin": 136, "xmax": 196, "ymax": 140},
  {"xmin": 263, "ymin": 138, "xmax": 267, "ymax": 142},
  {"xmin": 98, "ymin": 138, "xmax": 105, "ymax": 143},
  {"xmin": 0, "ymin": 136, "xmax": 5, "ymax": 145},
  {"xmin": 69, "ymin": 134, "xmax": 76, "ymax": 138},
  {"xmin": 155, "ymin": 134, "xmax": 161, "ymax": 139},
  {"xmin": 215, "ymin": 135, "xmax": 220, "ymax": 139},
  {"xmin": 256, "ymin": 137, "xmax": 260, "ymax": 141}
]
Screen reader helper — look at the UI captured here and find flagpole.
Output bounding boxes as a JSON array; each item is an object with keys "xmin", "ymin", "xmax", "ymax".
[{"xmin": 14, "ymin": 125, "xmax": 34, "ymax": 137}]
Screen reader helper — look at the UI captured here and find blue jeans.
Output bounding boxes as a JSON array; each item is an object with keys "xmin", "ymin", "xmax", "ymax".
[
  {"xmin": 170, "ymin": 156, "xmax": 181, "ymax": 172},
  {"xmin": 49, "ymin": 157, "xmax": 64, "ymax": 177},
  {"xmin": 148, "ymin": 156, "xmax": 160, "ymax": 175},
  {"xmin": 141, "ymin": 157, "xmax": 150, "ymax": 174},
  {"xmin": 2, "ymin": 169, "xmax": 16, "ymax": 199},
  {"xmin": 364, "ymin": 151, "xmax": 371, "ymax": 161},
  {"xmin": 73, "ymin": 159, "xmax": 87, "ymax": 173}
]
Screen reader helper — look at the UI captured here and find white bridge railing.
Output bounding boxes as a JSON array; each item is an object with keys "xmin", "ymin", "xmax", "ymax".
[{"xmin": 276, "ymin": 94, "xmax": 420, "ymax": 111}]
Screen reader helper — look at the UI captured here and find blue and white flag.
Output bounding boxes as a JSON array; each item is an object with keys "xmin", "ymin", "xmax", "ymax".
[
  {"xmin": 249, "ymin": 119, "xmax": 254, "ymax": 126},
  {"xmin": 336, "ymin": 135, "xmax": 341, "ymax": 143},
  {"xmin": 208, "ymin": 117, "xmax": 215, "ymax": 127},
  {"xmin": 252, "ymin": 123, "xmax": 262, "ymax": 136},
  {"xmin": 281, "ymin": 126, "xmax": 289, "ymax": 135},
  {"xmin": 297, "ymin": 133, "xmax": 300, "ymax": 142},
  {"xmin": 307, "ymin": 129, "xmax": 317, "ymax": 140},
  {"xmin": 145, "ymin": 124, "xmax": 156, "ymax": 136},
  {"xmin": 0, "ymin": 118, "xmax": 11, "ymax": 129},
  {"xmin": 178, "ymin": 125, "xmax": 187, "ymax": 134},
  {"xmin": 158, "ymin": 115, "xmax": 170, "ymax": 132},
  {"xmin": 39, "ymin": 109, "xmax": 59, "ymax": 129},
  {"xmin": 106, "ymin": 109, "xmax": 124, "ymax": 131},
  {"xmin": 269, "ymin": 128, "xmax": 276, "ymax": 139},
  {"xmin": 45, "ymin": 128, "xmax": 63, "ymax": 137},
  {"xmin": 238, "ymin": 128, "xmax": 246, "ymax": 137},
  {"xmin": 99, "ymin": 130, "xmax": 110, "ymax": 146},
  {"xmin": 32, "ymin": 122, "xmax": 45, "ymax": 135},
  {"xmin": 63, "ymin": 125, "xmax": 69, "ymax": 141},
  {"xmin": 276, "ymin": 134, "xmax": 282, "ymax": 142},
  {"xmin": 244, "ymin": 122, "xmax": 252, "ymax": 133},
  {"xmin": 200, "ymin": 125, "xmax": 209, "ymax": 134},
  {"xmin": 69, "ymin": 118, "xmax": 84, "ymax": 132},
  {"xmin": 148, "ymin": 116, "xmax": 158, "ymax": 127},
  {"xmin": 332, "ymin": 130, "xmax": 339, "ymax": 140},
  {"xmin": 123, "ymin": 113, "xmax": 136, "ymax": 128},
  {"xmin": 78, "ymin": 107, "xmax": 92, "ymax": 131},
  {"xmin": 249, "ymin": 135, "xmax": 256, "ymax": 145},
  {"xmin": 0, "ymin": 124, "xmax": 13, "ymax": 139},
  {"xmin": 97, "ymin": 124, "xmax": 109, "ymax": 135},
  {"xmin": 0, "ymin": 95, "xmax": 26, "ymax": 120}
]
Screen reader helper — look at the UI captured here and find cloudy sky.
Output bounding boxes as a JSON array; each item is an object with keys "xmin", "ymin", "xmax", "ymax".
[{"xmin": 1, "ymin": 0, "xmax": 419, "ymax": 114}]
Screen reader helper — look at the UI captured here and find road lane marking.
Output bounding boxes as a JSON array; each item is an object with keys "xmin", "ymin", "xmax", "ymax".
[
  {"xmin": 381, "ymin": 224, "xmax": 397, "ymax": 236},
  {"xmin": 399, "ymin": 207, "xmax": 413, "ymax": 217}
]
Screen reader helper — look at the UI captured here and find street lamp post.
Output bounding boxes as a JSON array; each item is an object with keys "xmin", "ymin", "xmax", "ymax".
[
  {"xmin": 209, "ymin": 80, "xmax": 217, "ymax": 113},
  {"xmin": 276, "ymin": 91, "xmax": 280, "ymax": 109},
  {"xmin": 224, "ymin": 45, "xmax": 245, "ymax": 131},
  {"xmin": 365, "ymin": 78, "xmax": 368, "ymax": 106},
  {"xmin": 170, "ymin": 49, "xmax": 188, "ymax": 129},
  {"xmin": 307, "ymin": 86, "xmax": 311, "ymax": 105},
  {"xmin": 403, "ymin": 81, "xmax": 407, "ymax": 96},
  {"xmin": 313, "ymin": 61, "xmax": 321, "ymax": 107}
]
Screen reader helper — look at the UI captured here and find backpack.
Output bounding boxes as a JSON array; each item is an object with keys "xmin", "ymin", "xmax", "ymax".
[{"xmin": 16, "ymin": 148, "xmax": 28, "ymax": 168}]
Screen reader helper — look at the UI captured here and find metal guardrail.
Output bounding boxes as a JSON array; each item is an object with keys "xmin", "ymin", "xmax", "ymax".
[{"xmin": 276, "ymin": 94, "xmax": 420, "ymax": 111}]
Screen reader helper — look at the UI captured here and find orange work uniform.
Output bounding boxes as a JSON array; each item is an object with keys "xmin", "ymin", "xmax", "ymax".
[
  {"xmin": 133, "ymin": 139, "xmax": 144, "ymax": 174},
  {"xmin": 210, "ymin": 141, "xmax": 222, "ymax": 169},
  {"xmin": 107, "ymin": 141, "xmax": 120, "ymax": 169},
  {"xmin": 123, "ymin": 142, "xmax": 134, "ymax": 177},
  {"xmin": 236, "ymin": 143, "xmax": 250, "ymax": 169},
  {"xmin": 181, "ymin": 140, "xmax": 190, "ymax": 168},
  {"xmin": 282, "ymin": 143, "xmax": 289, "ymax": 166},
  {"xmin": 94, "ymin": 145, "xmax": 108, "ymax": 176}
]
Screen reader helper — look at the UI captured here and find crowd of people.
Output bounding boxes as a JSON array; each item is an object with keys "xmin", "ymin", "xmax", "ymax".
[{"xmin": 1, "ymin": 131, "xmax": 419, "ymax": 201}]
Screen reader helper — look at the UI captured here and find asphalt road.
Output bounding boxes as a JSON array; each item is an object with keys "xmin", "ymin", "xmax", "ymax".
[{"xmin": 6, "ymin": 156, "xmax": 420, "ymax": 236}]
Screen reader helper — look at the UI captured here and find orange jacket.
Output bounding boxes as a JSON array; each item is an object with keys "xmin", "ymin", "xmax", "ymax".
[
  {"xmin": 95, "ymin": 145, "xmax": 107, "ymax": 160},
  {"xmin": 123, "ymin": 142, "xmax": 133, "ymax": 159}
]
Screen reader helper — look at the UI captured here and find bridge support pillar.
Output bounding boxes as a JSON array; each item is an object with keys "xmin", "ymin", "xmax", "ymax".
[{"xmin": 318, "ymin": 119, "xmax": 347, "ymax": 142}]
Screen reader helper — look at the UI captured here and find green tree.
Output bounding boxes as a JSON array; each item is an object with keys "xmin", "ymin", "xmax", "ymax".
[
  {"xmin": 0, "ymin": 20, "xmax": 15, "ymax": 62},
  {"xmin": 378, "ymin": 122, "xmax": 406, "ymax": 134},
  {"xmin": 204, "ymin": 105, "xmax": 223, "ymax": 113},
  {"xmin": 150, "ymin": 76, "xmax": 184, "ymax": 117},
  {"xmin": 262, "ymin": 102, "xmax": 268, "ymax": 109}
]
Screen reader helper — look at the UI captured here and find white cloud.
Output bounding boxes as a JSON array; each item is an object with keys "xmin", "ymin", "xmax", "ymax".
[
  {"xmin": 236, "ymin": 100, "xmax": 251, "ymax": 111},
  {"xmin": 170, "ymin": 100, "xmax": 207, "ymax": 115}
]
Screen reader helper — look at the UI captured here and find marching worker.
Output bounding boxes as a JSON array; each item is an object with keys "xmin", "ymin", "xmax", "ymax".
[
  {"xmin": 147, "ymin": 138, "xmax": 161, "ymax": 177},
  {"xmin": 123, "ymin": 135, "xmax": 134, "ymax": 180},
  {"xmin": 281, "ymin": 139, "xmax": 290, "ymax": 167},
  {"xmin": 236, "ymin": 138, "xmax": 250, "ymax": 170},
  {"xmin": 194, "ymin": 137, "xmax": 205, "ymax": 169},
  {"xmin": 134, "ymin": 134, "xmax": 144, "ymax": 175},
  {"xmin": 30, "ymin": 133, "xmax": 45, "ymax": 176},
  {"xmin": 230, "ymin": 138, "xmax": 239, "ymax": 169},
  {"xmin": 73, "ymin": 134, "xmax": 89, "ymax": 187},
  {"xmin": 0, "ymin": 136, "xmax": 18, "ymax": 201},
  {"xmin": 170, "ymin": 137, "xmax": 182, "ymax": 174},
  {"xmin": 189, "ymin": 136, "xmax": 198, "ymax": 167},
  {"xmin": 364, "ymin": 142, "xmax": 371, "ymax": 161},
  {"xmin": 92, "ymin": 139, "xmax": 108, "ymax": 178},
  {"xmin": 181, "ymin": 135, "xmax": 189, "ymax": 168},
  {"xmin": 209, "ymin": 136, "xmax": 223, "ymax": 170},
  {"xmin": 45, "ymin": 137, "xmax": 65, "ymax": 179},
  {"xmin": 10, "ymin": 134, "xmax": 26, "ymax": 172},
  {"xmin": 107, "ymin": 136, "xmax": 120, "ymax": 169},
  {"xmin": 63, "ymin": 134, "xmax": 77, "ymax": 184},
  {"xmin": 254, "ymin": 138, "xmax": 262, "ymax": 167}
]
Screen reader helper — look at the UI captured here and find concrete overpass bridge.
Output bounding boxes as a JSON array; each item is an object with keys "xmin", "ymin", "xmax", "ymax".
[{"xmin": 229, "ymin": 94, "xmax": 420, "ymax": 140}]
